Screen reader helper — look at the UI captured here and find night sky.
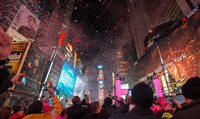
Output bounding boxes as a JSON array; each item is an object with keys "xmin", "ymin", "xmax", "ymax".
[
  {"xmin": 69, "ymin": 0, "xmax": 137, "ymax": 98},
  {"xmin": 70, "ymin": 0, "xmax": 136, "ymax": 63}
]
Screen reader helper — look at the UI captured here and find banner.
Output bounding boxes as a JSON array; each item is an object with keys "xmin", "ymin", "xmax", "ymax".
[
  {"xmin": 15, "ymin": 43, "xmax": 47, "ymax": 95},
  {"xmin": 7, "ymin": 5, "xmax": 40, "ymax": 41},
  {"xmin": 6, "ymin": 42, "xmax": 30, "ymax": 76}
]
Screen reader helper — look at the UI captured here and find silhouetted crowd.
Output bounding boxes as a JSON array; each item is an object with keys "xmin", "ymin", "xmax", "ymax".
[{"xmin": 0, "ymin": 26, "xmax": 200, "ymax": 119}]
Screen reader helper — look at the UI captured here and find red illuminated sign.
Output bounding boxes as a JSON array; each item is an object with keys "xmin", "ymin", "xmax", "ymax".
[{"xmin": 58, "ymin": 31, "xmax": 65, "ymax": 47}]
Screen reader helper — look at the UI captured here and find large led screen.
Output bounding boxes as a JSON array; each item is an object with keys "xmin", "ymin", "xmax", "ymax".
[
  {"xmin": 73, "ymin": 77, "xmax": 85, "ymax": 99},
  {"xmin": 56, "ymin": 62, "xmax": 76, "ymax": 97}
]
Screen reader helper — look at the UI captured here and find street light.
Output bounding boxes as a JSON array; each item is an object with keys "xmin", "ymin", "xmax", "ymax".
[{"xmin": 156, "ymin": 43, "xmax": 171, "ymax": 96}]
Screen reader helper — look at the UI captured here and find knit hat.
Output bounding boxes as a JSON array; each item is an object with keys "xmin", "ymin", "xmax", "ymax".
[
  {"xmin": 13, "ymin": 106, "xmax": 23, "ymax": 114},
  {"xmin": 104, "ymin": 97, "xmax": 112, "ymax": 106},
  {"xmin": 132, "ymin": 82, "xmax": 154, "ymax": 108},
  {"xmin": 182, "ymin": 77, "xmax": 200, "ymax": 100}
]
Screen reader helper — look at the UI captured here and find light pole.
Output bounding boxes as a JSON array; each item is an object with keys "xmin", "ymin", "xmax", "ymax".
[
  {"xmin": 39, "ymin": 48, "xmax": 57, "ymax": 99},
  {"xmin": 156, "ymin": 43, "xmax": 171, "ymax": 96}
]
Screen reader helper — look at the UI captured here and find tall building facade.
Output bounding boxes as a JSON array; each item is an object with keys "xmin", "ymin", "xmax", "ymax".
[{"xmin": 128, "ymin": 0, "xmax": 199, "ymax": 60}]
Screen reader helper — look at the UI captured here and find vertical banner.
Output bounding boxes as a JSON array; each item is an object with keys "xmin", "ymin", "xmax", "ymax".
[
  {"xmin": 115, "ymin": 79, "xmax": 121, "ymax": 98},
  {"xmin": 153, "ymin": 78, "xmax": 164, "ymax": 103},
  {"xmin": 153, "ymin": 78, "xmax": 163, "ymax": 98},
  {"xmin": 7, "ymin": 5, "xmax": 40, "ymax": 41},
  {"xmin": 6, "ymin": 42, "xmax": 30, "ymax": 76}
]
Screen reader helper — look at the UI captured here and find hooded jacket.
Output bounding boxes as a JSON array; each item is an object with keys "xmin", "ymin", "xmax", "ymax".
[
  {"xmin": 126, "ymin": 107, "xmax": 159, "ymax": 119},
  {"xmin": 173, "ymin": 98, "xmax": 200, "ymax": 119},
  {"xmin": 9, "ymin": 113, "xmax": 24, "ymax": 119},
  {"xmin": 22, "ymin": 96, "xmax": 62, "ymax": 119},
  {"xmin": 0, "ymin": 67, "xmax": 13, "ymax": 94}
]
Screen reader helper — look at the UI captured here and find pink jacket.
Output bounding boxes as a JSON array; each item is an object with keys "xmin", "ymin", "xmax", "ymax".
[{"xmin": 56, "ymin": 116, "xmax": 62, "ymax": 119}]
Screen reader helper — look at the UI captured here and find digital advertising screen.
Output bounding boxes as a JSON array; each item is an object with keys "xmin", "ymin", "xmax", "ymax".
[
  {"xmin": 56, "ymin": 62, "xmax": 77, "ymax": 98},
  {"xmin": 73, "ymin": 77, "xmax": 85, "ymax": 99},
  {"xmin": 7, "ymin": 5, "xmax": 40, "ymax": 41}
]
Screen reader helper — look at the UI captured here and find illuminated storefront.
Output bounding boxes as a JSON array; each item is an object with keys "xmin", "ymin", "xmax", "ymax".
[{"xmin": 130, "ymin": 10, "xmax": 200, "ymax": 95}]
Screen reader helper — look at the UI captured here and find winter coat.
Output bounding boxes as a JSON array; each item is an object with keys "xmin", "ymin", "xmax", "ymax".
[
  {"xmin": 126, "ymin": 107, "xmax": 159, "ymax": 119},
  {"xmin": 67, "ymin": 104, "xmax": 88, "ymax": 119},
  {"xmin": 56, "ymin": 116, "xmax": 62, "ymax": 119},
  {"xmin": 0, "ymin": 67, "xmax": 13, "ymax": 94},
  {"xmin": 83, "ymin": 113, "xmax": 107, "ymax": 119},
  {"xmin": 101, "ymin": 105, "xmax": 115, "ymax": 119},
  {"xmin": 173, "ymin": 98, "xmax": 200, "ymax": 119},
  {"xmin": 22, "ymin": 96, "xmax": 62, "ymax": 119},
  {"xmin": 9, "ymin": 113, "xmax": 24, "ymax": 119},
  {"xmin": 109, "ymin": 112, "xmax": 127, "ymax": 119},
  {"xmin": 109, "ymin": 103, "xmax": 129, "ymax": 119}
]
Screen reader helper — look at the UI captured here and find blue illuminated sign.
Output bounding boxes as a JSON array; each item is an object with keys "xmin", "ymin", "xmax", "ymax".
[
  {"xmin": 56, "ymin": 62, "xmax": 76, "ymax": 97},
  {"xmin": 98, "ymin": 65, "xmax": 103, "ymax": 69}
]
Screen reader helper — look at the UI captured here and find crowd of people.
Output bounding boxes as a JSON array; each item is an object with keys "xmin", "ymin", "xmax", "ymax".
[
  {"xmin": 0, "ymin": 77, "xmax": 199, "ymax": 119},
  {"xmin": 0, "ymin": 26, "xmax": 200, "ymax": 119}
]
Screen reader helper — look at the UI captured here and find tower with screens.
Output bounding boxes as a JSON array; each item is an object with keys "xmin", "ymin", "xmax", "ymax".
[{"xmin": 97, "ymin": 65, "xmax": 105, "ymax": 102}]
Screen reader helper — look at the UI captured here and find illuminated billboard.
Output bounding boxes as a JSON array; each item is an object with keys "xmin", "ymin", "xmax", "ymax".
[
  {"xmin": 7, "ymin": 5, "xmax": 40, "ymax": 41},
  {"xmin": 56, "ymin": 62, "xmax": 77, "ymax": 97}
]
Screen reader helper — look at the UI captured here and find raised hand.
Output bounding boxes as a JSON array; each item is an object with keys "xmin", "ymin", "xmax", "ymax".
[{"xmin": 0, "ymin": 26, "xmax": 13, "ymax": 60}]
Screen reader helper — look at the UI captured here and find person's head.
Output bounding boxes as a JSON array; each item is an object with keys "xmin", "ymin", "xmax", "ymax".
[
  {"xmin": 0, "ymin": 107, "xmax": 12, "ymax": 119},
  {"xmin": 33, "ymin": 58, "xmax": 39, "ymax": 68},
  {"xmin": 90, "ymin": 102, "xmax": 101, "ymax": 113},
  {"xmin": 104, "ymin": 97, "xmax": 112, "ymax": 106},
  {"xmin": 72, "ymin": 96, "xmax": 81, "ymax": 105},
  {"xmin": 85, "ymin": 96, "xmax": 89, "ymax": 104},
  {"xmin": 27, "ymin": 62, "xmax": 32, "ymax": 68},
  {"xmin": 81, "ymin": 99, "xmax": 87, "ymax": 106},
  {"xmin": 13, "ymin": 106, "xmax": 24, "ymax": 116},
  {"xmin": 117, "ymin": 103, "xmax": 129, "ymax": 113},
  {"xmin": 125, "ymin": 96, "xmax": 132, "ymax": 106},
  {"xmin": 131, "ymin": 82, "xmax": 154, "ymax": 109},
  {"xmin": 42, "ymin": 101, "xmax": 51, "ymax": 113},
  {"xmin": 27, "ymin": 100, "xmax": 43, "ymax": 114},
  {"xmin": 182, "ymin": 77, "xmax": 200, "ymax": 104},
  {"xmin": 60, "ymin": 109, "xmax": 68, "ymax": 119},
  {"xmin": 27, "ymin": 15, "xmax": 36, "ymax": 29}
]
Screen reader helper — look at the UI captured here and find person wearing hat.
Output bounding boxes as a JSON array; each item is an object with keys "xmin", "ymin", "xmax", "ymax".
[
  {"xmin": 67, "ymin": 96, "xmax": 88, "ymax": 119},
  {"xmin": 9, "ymin": 106, "xmax": 25, "ymax": 119},
  {"xmin": 126, "ymin": 82, "xmax": 159, "ymax": 119},
  {"xmin": 22, "ymin": 88, "xmax": 62, "ymax": 119},
  {"xmin": 0, "ymin": 26, "xmax": 25, "ymax": 94},
  {"xmin": 174, "ymin": 77, "xmax": 200, "ymax": 119}
]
